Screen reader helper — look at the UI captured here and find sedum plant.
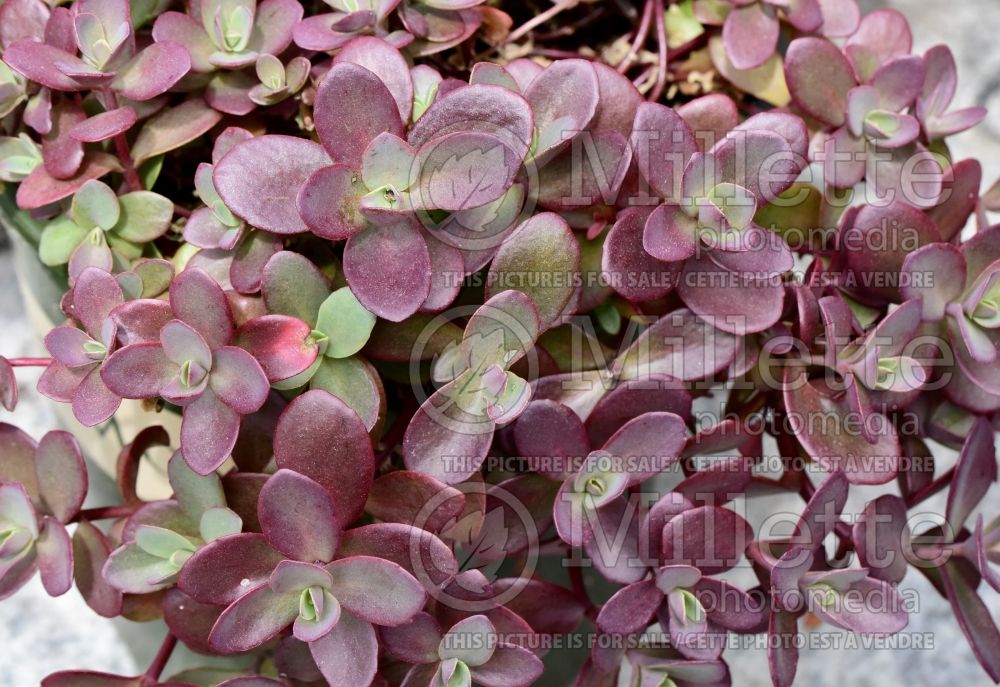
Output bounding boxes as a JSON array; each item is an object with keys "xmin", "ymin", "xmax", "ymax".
[{"xmin": 0, "ymin": 0, "xmax": 997, "ymax": 686}]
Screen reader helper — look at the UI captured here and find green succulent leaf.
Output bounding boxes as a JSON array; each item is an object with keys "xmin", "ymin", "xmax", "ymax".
[
  {"xmin": 316, "ymin": 287, "xmax": 377, "ymax": 359},
  {"xmin": 71, "ymin": 180, "xmax": 120, "ymax": 232},
  {"xmin": 38, "ymin": 216, "xmax": 90, "ymax": 266},
  {"xmin": 113, "ymin": 191, "xmax": 174, "ymax": 242},
  {"xmin": 199, "ymin": 506, "xmax": 243, "ymax": 543}
]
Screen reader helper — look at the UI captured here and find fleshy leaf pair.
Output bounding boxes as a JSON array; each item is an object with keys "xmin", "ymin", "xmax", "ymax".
[
  {"xmin": 103, "ymin": 451, "xmax": 242, "ymax": 594},
  {"xmin": 37, "ymin": 179, "xmax": 174, "ymax": 281},
  {"xmin": 102, "ymin": 268, "xmax": 270, "ymax": 474},
  {"xmin": 404, "ymin": 290, "xmax": 541, "ymax": 484},
  {"xmin": 0, "ymin": 425, "xmax": 86, "ymax": 599},
  {"xmin": 181, "ymin": 469, "xmax": 425, "ymax": 686},
  {"xmin": 382, "ymin": 612, "xmax": 544, "ymax": 687}
]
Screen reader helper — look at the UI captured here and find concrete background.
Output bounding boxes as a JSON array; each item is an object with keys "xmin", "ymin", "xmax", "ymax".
[{"xmin": 0, "ymin": 0, "xmax": 998, "ymax": 684}]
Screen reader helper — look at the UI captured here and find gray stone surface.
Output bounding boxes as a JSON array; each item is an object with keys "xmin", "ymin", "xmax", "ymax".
[{"xmin": 0, "ymin": 1, "xmax": 998, "ymax": 685}]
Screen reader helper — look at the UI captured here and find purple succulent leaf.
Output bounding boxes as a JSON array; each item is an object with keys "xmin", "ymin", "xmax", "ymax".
[
  {"xmin": 869, "ymin": 55, "xmax": 925, "ymax": 112},
  {"xmin": 334, "ymin": 36, "xmax": 413, "ymax": 124},
  {"xmin": 343, "ymin": 219, "xmax": 432, "ymax": 322},
  {"xmin": 44, "ymin": 325, "xmax": 96, "ymax": 368},
  {"xmin": 68, "ymin": 106, "xmax": 136, "ymax": 143},
  {"xmin": 366, "ymin": 471, "xmax": 466, "ymax": 534},
  {"xmin": 214, "ymin": 135, "xmax": 331, "ymax": 235},
  {"xmin": 945, "ymin": 417, "xmax": 997, "ymax": 535},
  {"xmin": 412, "ymin": 131, "xmax": 519, "ymax": 212},
  {"xmin": 178, "ymin": 533, "xmax": 286, "ymax": 605},
  {"xmin": 169, "ymin": 268, "xmax": 234, "ymax": 351},
  {"xmin": 402, "ymin": 379, "xmax": 496, "ymax": 484},
  {"xmin": 296, "ymin": 163, "xmax": 368, "ymax": 241},
  {"xmin": 72, "ymin": 520, "xmax": 123, "ymax": 617},
  {"xmin": 209, "ymin": 581, "xmax": 301, "ymax": 654},
  {"xmin": 130, "ymin": 98, "xmax": 223, "ymax": 164},
  {"xmin": 160, "ymin": 319, "xmax": 213, "ymax": 371},
  {"xmin": 439, "ymin": 614, "xmax": 497, "ymax": 666},
  {"xmin": 852, "ymin": 495, "xmax": 909, "ymax": 584},
  {"xmin": 2, "ymin": 40, "xmax": 106, "ymax": 91},
  {"xmin": 602, "ymin": 207, "xmax": 682, "ymax": 302},
  {"xmin": 595, "ymin": 578, "xmax": 661, "ymax": 635},
  {"xmin": 843, "ymin": 201, "xmax": 942, "ymax": 303},
  {"xmin": 36, "ymin": 362, "xmax": 84, "ymax": 405},
  {"xmin": 314, "ymin": 62, "xmax": 403, "ymax": 167},
  {"xmin": 230, "ymin": 230, "xmax": 281, "ymax": 294},
  {"xmin": 420, "ymin": 233, "xmax": 465, "ymax": 312},
  {"xmin": 337, "ymin": 522, "xmax": 458, "ymax": 590},
  {"xmin": 209, "ymin": 346, "xmax": 270, "ymax": 414},
  {"xmin": 614, "ymin": 308, "xmax": 740, "ymax": 382},
  {"xmin": 512, "ymin": 399, "xmax": 589, "ymax": 480},
  {"xmin": 676, "ymin": 252, "xmax": 786, "ymax": 335},
  {"xmin": 324, "ymin": 555, "xmax": 425, "ymax": 626},
  {"xmin": 293, "ymin": 587, "xmax": 341, "ymax": 643},
  {"xmin": 100, "ymin": 343, "xmax": 174, "ymax": 399},
  {"xmin": 16, "ymin": 152, "xmax": 120, "ymax": 210},
  {"xmin": 111, "ymin": 41, "xmax": 190, "ymax": 101},
  {"xmin": 407, "ymin": 84, "xmax": 533, "ymax": 162},
  {"xmin": 694, "ymin": 577, "xmax": 764, "ymax": 631},
  {"xmin": 111, "ymin": 299, "xmax": 174, "ymax": 346},
  {"xmin": 768, "ymin": 607, "xmax": 800, "ymax": 687},
  {"xmin": 41, "ymin": 673, "xmax": 141, "ymax": 687},
  {"xmin": 660, "ymin": 506, "xmax": 753, "ymax": 575},
  {"xmin": 784, "ymin": 37, "xmax": 856, "ymax": 127},
  {"xmin": 471, "ymin": 62, "xmax": 520, "ymax": 91},
  {"xmin": 35, "ymin": 517, "xmax": 72, "ymax": 596},
  {"xmin": 180, "ymin": 387, "xmax": 240, "ymax": 475},
  {"xmin": 258, "ymin": 469, "xmax": 340, "ymax": 563},
  {"xmin": 723, "ymin": 2, "xmax": 779, "ymax": 71},
  {"xmin": 381, "ymin": 611, "xmax": 443, "ymax": 664},
  {"xmin": 818, "ymin": 0, "xmax": 860, "ymax": 36},
  {"xmin": 525, "ymin": 59, "xmax": 599, "ymax": 160},
  {"xmin": 587, "ymin": 377, "xmax": 692, "ymax": 448},
  {"xmin": 676, "ymin": 94, "xmax": 740, "ymax": 153},
  {"xmin": 900, "ymin": 243, "xmax": 965, "ymax": 321},
  {"xmin": 783, "ymin": 372, "xmax": 901, "ymax": 484},
  {"xmin": 269, "ymin": 559, "xmax": 334, "ymax": 594},
  {"xmin": 235, "ymin": 315, "xmax": 319, "ymax": 383},
  {"xmin": 631, "ymin": 103, "xmax": 697, "ymax": 203},
  {"xmin": 930, "ymin": 159, "xmax": 982, "ymax": 242},
  {"xmin": 940, "ymin": 561, "xmax": 1000, "ymax": 682},
  {"xmin": 34, "ymin": 430, "xmax": 86, "ymax": 523},
  {"xmin": 643, "ymin": 203, "xmax": 698, "ymax": 262},
  {"xmin": 273, "ymin": 390, "xmax": 375, "ymax": 527},
  {"xmin": 308, "ymin": 611, "xmax": 379, "ymax": 687},
  {"xmin": 844, "ymin": 8, "xmax": 912, "ymax": 81},
  {"xmin": 245, "ymin": 0, "xmax": 302, "ymax": 55},
  {"xmin": 0, "ymin": 0, "xmax": 49, "ymax": 49},
  {"xmin": 600, "ymin": 412, "xmax": 686, "ymax": 485}
]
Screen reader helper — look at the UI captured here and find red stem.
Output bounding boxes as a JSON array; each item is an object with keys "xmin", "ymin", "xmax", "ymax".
[
  {"xmin": 6, "ymin": 357, "xmax": 51, "ymax": 367},
  {"xmin": 72, "ymin": 505, "xmax": 135, "ymax": 523},
  {"xmin": 114, "ymin": 133, "xmax": 143, "ymax": 193},
  {"xmin": 649, "ymin": 0, "xmax": 669, "ymax": 102},
  {"xmin": 905, "ymin": 466, "xmax": 955, "ymax": 508},
  {"xmin": 618, "ymin": 0, "xmax": 655, "ymax": 73},
  {"xmin": 143, "ymin": 633, "xmax": 177, "ymax": 684}
]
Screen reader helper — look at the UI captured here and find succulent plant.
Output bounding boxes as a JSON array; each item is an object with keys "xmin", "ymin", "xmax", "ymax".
[{"xmin": 0, "ymin": 0, "xmax": 997, "ymax": 685}]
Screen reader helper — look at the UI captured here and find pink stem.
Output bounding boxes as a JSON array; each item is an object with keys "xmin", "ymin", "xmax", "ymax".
[
  {"xmin": 143, "ymin": 633, "xmax": 177, "ymax": 684},
  {"xmin": 6, "ymin": 357, "xmax": 51, "ymax": 367},
  {"xmin": 618, "ymin": 0, "xmax": 655, "ymax": 73}
]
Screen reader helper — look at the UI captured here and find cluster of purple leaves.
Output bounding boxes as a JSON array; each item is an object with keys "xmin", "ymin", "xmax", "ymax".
[{"xmin": 0, "ymin": 1, "xmax": 998, "ymax": 687}]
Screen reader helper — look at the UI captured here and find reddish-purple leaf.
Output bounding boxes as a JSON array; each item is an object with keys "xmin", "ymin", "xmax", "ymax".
[
  {"xmin": 273, "ymin": 390, "xmax": 375, "ymax": 527},
  {"xmin": 309, "ymin": 612, "xmax": 378, "ymax": 687},
  {"xmin": 343, "ymin": 220, "xmax": 432, "ymax": 322},
  {"xmin": 325, "ymin": 555, "xmax": 425, "ymax": 626},
  {"xmin": 214, "ymin": 135, "xmax": 331, "ymax": 235},
  {"xmin": 179, "ymin": 533, "xmax": 285, "ymax": 605},
  {"xmin": 314, "ymin": 62, "xmax": 403, "ymax": 167},
  {"xmin": 259, "ymin": 469, "xmax": 340, "ymax": 563}
]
